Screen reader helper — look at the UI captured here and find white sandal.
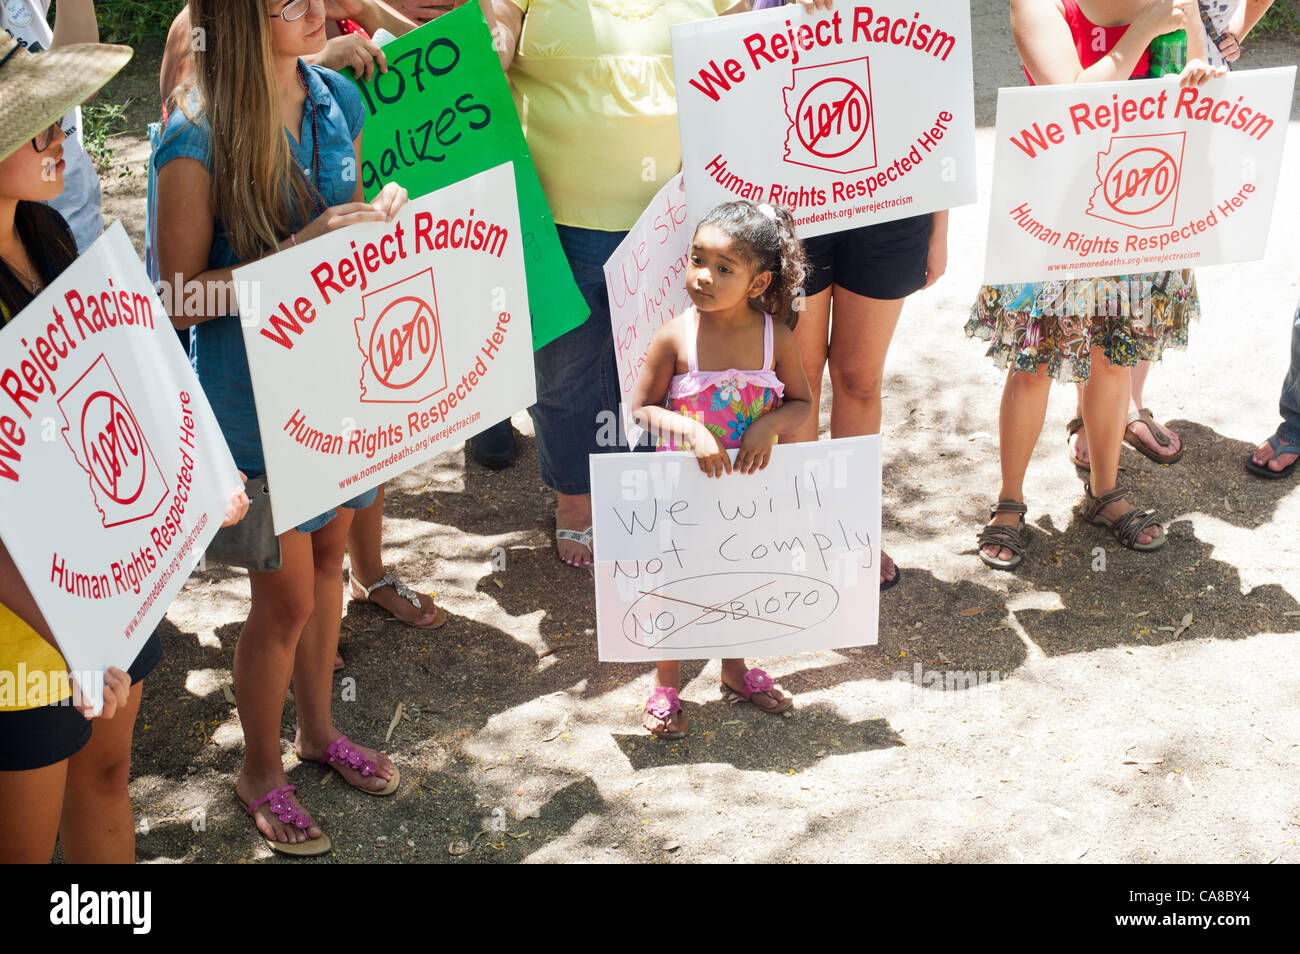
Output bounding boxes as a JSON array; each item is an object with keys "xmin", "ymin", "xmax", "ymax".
[
  {"xmin": 348, "ymin": 572, "xmax": 447, "ymax": 629},
  {"xmin": 555, "ymin": 527, "xmax": 593, "ymax": 566}
]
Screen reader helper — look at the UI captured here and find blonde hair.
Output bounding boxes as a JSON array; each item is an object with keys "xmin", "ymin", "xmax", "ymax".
[{"xmin": 184, "ymin": 0, "xmax": 320, "ymax": 261}]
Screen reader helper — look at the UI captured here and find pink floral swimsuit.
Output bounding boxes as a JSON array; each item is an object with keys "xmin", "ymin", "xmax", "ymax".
[{"xmin": 657, "ymin": 308, "xmax": 784, "ymax": 452}]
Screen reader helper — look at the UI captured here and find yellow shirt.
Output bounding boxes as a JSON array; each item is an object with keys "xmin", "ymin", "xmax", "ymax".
[
  {"xmin": 508, "ymin": 0, "xmax": 735, "ymax": 231},
  {"xmin": 0, "ymin": 602, "xmax": 72, "ymax": 711}
]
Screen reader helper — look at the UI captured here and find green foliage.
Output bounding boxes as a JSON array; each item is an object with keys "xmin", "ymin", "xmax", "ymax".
[
  {"xmin": 96, "ymin": 0, "xmax": 186, "ymax": 44},
  {"xmin": 80, "ymin": 99, "xmax": 132, "ymax": 176},
  {"xmin": 1255, "ymin": 0, "xmax": 1300, "ymax": 38}
]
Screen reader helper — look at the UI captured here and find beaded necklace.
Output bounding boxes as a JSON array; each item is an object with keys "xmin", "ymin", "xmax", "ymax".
[{"xmin": 296, "ymin": 61, "xmax": 326, "ymax": 218}]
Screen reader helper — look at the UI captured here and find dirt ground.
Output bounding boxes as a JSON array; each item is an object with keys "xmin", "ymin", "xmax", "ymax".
[{"xmin": 90, "ymin": 8, "xmax": 1300, "ymax": 863}]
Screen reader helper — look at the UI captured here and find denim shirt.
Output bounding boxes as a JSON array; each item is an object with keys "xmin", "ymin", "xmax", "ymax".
[{"xmin": 155, "ymin": 62, "xmax": 365, "ymax": 473}]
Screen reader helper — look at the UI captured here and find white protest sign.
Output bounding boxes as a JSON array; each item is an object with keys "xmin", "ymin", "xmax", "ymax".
[
  {"xmin": 984, "ymin": 68, "xmax": 1296, "ymax": 283},
  {"xmin": 604, "ymin": 173, "xmax": 692, "ymax": 444},
  {"xmin": 672, "ymin": 0, "xmax": 976, "ymax": 237},
  {"xmin": 233, "ymin": 163, "xmax": 535, "ymax": 533},
  {"xmin": 592, "ymin": 436, "xmax": 881, "ymax": 662},
  {"xmin": 0, "ymin": 223, "xmax": 240, "ymax": 709}
]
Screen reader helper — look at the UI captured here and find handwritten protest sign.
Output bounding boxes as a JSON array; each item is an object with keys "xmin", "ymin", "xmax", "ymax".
[
  {"xmin": 983, "ymin": 68, "xmax": 1296, "ymax": 283},
  {"xmin": 592, "ymin": 437, "xmax": 881, "ymax": 662},
  {"xmin": 671, "ymin": 0, "xmax": 976, "ymax": 237},
  {"xmin": 0, "ymin": 223, "xmax": 240, "ymax": 709},
  {"xmin": 351, "ymin": 4, "xmax": 587, "ymax": 349},
  {"xmin": 233, "ymin": 164, "xmax": 535, "ymax": 534},
  {"xmin": 604, "ymin": 173, "xmax": 692, "ymax": 442}
]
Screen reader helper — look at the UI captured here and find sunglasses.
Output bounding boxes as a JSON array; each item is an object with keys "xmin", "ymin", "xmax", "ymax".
[
  {"xmin": 32, "ymin": 122, "xmax": 61, "ymax": 152},
  {"xmin": 268, "ymin": 0, "xmax": 312, "ymax": 22}
]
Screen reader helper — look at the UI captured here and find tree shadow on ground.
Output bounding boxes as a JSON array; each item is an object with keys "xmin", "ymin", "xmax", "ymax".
[{"xmin": 613, "ymin": 706, "xmax": 902, "ymax": 773}]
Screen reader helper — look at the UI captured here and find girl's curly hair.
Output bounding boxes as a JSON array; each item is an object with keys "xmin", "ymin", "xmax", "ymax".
[{"xmin": 695, "ymin": 201, "xmax": 808, "ymax": 328}]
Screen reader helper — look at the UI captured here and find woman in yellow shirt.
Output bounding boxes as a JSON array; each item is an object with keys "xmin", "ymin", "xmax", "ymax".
[{"xmin": 488, "ymin": 0, "xmax": 746, "ymax": 566}]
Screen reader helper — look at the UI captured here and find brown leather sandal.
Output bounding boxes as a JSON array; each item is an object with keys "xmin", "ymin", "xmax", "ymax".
[
  {"xmin": 1065, "ymin": 417, "xmax": 1089, "ymax": 469},
  {"xmin": 1124, "ymin": 408, "xmax": 1185, "ymax": 464},
  {"xmin": 1081, "ymin": 483, "xmax": 1165, "ymax": 551},
  {"xmin": 977, "ymin": 500, "xmax": 1028, "ymax": 570}
]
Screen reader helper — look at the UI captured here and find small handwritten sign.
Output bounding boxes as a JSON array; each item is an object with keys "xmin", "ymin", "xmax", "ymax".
[
  {"xmin": 591, "ymin": 436, "xmax": 882, "ymax": 661},
  {"xmin": 604, "ymin": 173, "xmax": 692, "ymax": 441}
]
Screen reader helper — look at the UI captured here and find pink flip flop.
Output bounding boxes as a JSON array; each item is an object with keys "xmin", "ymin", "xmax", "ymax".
[
  {"xmin": 313, "ymin": 735, "xmax": 401, "ymax": 796},
  {"xmin": 722, "ymin": 668, "xmax": 792, "ymax": 714},
  {"xmin": 643, "ymin": 686, "xmax": 686, "ymax": 739},
  {"xmin": 238, "ymin": 784, "xmax": 331, "ymax": 857}
]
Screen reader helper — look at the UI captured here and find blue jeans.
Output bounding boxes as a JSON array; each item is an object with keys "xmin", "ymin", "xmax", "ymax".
[
  {"xmin": 530, "ymin": 225, "xmax": 626, "ymax": 495},
  {"xmin": 1279, "ymin": 299, "xmax": 1300, "ymax": 448}
]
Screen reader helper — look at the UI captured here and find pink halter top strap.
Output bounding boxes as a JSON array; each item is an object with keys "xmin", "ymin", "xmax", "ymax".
[
  {"xmin": 762, "ymin": 311, "xmax": 774, "ymax": 371},
  {"xmin": 685, "ymin": 308, "xmax": 700, "ymax": 373}
]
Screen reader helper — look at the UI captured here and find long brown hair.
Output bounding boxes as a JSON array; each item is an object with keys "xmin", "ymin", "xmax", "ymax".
[{"xmin": 184, "ymin": 0, "xmax": 319, "ymax": 261}]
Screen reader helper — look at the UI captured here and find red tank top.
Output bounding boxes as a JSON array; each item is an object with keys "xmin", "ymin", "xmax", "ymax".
[{"xmin": 1023, "ymin": 0, "xmax": 1151, "ymax": 84}]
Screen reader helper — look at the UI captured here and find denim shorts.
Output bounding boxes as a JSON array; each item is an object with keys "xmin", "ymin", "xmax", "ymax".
[
  {"xmin": 529, "ymin": 225, "xmax": 626, "ymax": 496},
  {"xmin": 293, "ymin": 486, "xmax": 379, "ymax": 534},
  {"xmin": 235, "ymin": 469, "xmax": 378, "ymax": 535}
]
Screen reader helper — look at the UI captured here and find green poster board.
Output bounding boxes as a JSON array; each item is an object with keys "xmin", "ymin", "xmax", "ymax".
[{"xmin": 351, "ymin": 5, "xmax": 587, "ymax": 350}]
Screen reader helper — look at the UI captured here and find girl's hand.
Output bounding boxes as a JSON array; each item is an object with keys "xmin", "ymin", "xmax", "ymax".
[
  {"xmin": 317, "ymin": 33, "xmax": 389, "ymax": 82},
  {"xmin": 222, "ymin": 472, "xmax": 250, "ymax": 528},
  {"xmin": 792, "ymin": 0, "xmax": 835, "ymax": 11},
  {"xmin": 736, "ymin": 418, "xmax": 777, "ymax": 474},
  {"xmin": 1216, "ymin": 32, "xmax": 1241, "ymax": 62},
  {"xmin": 693, "ymin": 424, "xmax": 732, "ymax": 478},
  {"xmin": 74, "ymin": 667, "xmax": 130, "ymax": 721},
  {"xmin": 1177, "ymin": 58, "xmax": 1226, "ymax": 87},
  {"xmin": 298, "ymin": 202, "xmax": 389, "ymax": 243},
  {"xmin": 370, "ymin": 181, "xmax": 409, "ymax": 222}
]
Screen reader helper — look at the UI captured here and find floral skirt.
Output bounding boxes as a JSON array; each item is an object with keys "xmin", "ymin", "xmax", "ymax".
[{"xmin": 965, "ymin": 271, "xmax": 1199, "ymax": 383}]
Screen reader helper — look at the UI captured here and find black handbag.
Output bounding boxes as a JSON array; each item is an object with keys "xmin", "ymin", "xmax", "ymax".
[{"xmin": 205, "ymin": 475, "xmax": 282, "ymax": 571}]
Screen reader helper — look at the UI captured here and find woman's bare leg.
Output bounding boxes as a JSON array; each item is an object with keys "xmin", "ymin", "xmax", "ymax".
[
  {"xmin": 0, "ymin": 760, "xmax": 66, "ymax": 863},
  {"xmin": 59, "ymin": 679, "xmax": 144, "ymax": 863},
  {"xmin": 234, "ymin": 530, "xmax": 322, "ymax": 846}
]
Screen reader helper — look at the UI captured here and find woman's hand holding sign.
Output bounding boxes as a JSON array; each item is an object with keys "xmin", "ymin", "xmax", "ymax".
[
  {"xmin": 73, "ymin": 667, "xmax": 131, "ymax": 722},
  {"xmin": 297, "ymin": 182, "xmax": 410, "ymax": 244},
  {"xmin": 222, "ymin": 473, "xmax": 251, "ymax": 529},
  {"xmin": 369, "ymin": 181, "xmax": 410, "ymax": 222},
  {"xmin": 318, "ymin": 32, "xmax": 390, "ymax": 82},
  {"xmin": 1175, "ymin": 58, "xmax": 1225, "ymax": 87}
]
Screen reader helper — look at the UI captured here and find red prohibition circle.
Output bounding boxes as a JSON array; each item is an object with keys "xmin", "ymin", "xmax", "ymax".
[
  {"xmin": 80, "ymin": 390, "xmax": 146, "ymax": 506},
  {"xmin": 1102, "ymin": 147, "xmax": 1179, "ymax": 217},
  {"xmin": 367, "ymin": 295, "xmax": 438, "ymax": 390},
  {"xmin": 795, "ymin": 77, "xmax": 871, "ymax": 160}
]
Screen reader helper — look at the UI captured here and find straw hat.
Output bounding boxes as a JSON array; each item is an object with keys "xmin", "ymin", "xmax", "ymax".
[{"xmin": 0, "ymin": 31, "xmax": 133, "ymax": 163}]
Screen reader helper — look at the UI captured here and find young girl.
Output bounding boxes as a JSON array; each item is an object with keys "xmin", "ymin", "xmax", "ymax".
[
  {"xmin": 0, "ymin": 34, "xmax": 248, "ymax": 862},
  {"xmin": 156, "ymin": 0, "xmax": 408, "ymax": 855},
  {"xmin": 630, "ymin": 201, "xmax": 814, "ymax": 738}
]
